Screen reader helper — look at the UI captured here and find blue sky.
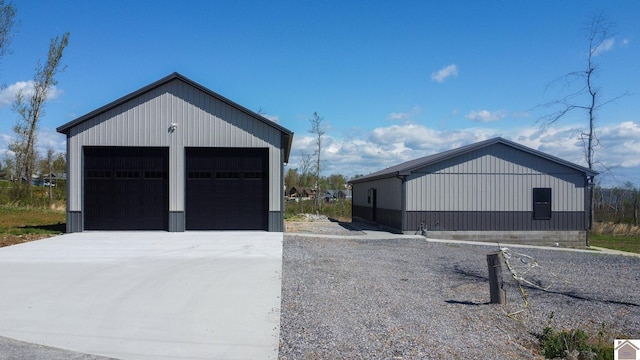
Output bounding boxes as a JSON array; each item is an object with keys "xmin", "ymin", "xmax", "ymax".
[{"xmin": 1, "ymin": 0, "xmax": 639, "ymax": 187}]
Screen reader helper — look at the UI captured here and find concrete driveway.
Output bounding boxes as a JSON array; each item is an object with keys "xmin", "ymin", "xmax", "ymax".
[{"xmin": 0, "ymin": 231, "xmax": 283, "ymax": 360}]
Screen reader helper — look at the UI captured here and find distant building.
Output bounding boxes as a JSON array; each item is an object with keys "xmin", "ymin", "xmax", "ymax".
[{"xmin": 349, "ymin": 137, "xmax": 597, "ymax": 247}]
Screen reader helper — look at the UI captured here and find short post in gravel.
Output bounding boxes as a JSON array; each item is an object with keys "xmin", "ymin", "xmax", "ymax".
[{"xmin": 487, "ymin": 252, "xmax": 506, "ymax": 304}]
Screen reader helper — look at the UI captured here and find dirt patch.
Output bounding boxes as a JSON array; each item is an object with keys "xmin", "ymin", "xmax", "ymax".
[
  {"xmin": 0, "ymin": 234, "xmax": 53, "ymax": 248},
  {"xmin": 285, "ymin": 216, "xmax": 365, "ymax": 236}
]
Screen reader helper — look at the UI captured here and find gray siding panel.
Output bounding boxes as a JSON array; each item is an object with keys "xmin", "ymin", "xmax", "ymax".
[
  {"xmin": 66, "ymin": 211, "xmax": 82, "ymax": 233},
  {"xmin": 405, "ymin": 211, "xmax": 586, "ymax": 232},
  {"xmin": 169, "ymin": 211, "xmax": 185, "ymax": 232},
  {"xmin": 269, "ymin": 211, "xmax": 284, "ymax": 232},
  {"xmin": 405, "ymin": 144, "xmax": 586, "ymax": 212},
  {"xmin": 351, "ymin": 178, "xmax": 402, "ymax": 209},
  {"xmin": 353, "ymin": 205, "xmax": 402, "ymax": 232}
]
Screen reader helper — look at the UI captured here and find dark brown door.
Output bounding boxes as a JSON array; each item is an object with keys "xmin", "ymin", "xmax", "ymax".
[
  {"xmin": 84, "ymin": 147, "xmax": 169, "ymax": 230},
  {"xmin": 185, "ymin": 147, "xmax": 268, "ymax": 230}
]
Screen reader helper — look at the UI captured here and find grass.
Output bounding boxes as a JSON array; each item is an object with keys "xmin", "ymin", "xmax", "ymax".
[
  {"xmin": 0, "ymin": 206, "xmax": 66, "ymax": 247},
  {"xmin": 589, "ymin": 233, "xmax": 640, "ymax": 254}
]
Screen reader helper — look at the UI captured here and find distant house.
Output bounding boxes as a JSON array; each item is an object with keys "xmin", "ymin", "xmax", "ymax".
[
  {"xmin": 349, "ymin": 137, "xmax": 597, "ymax": 247},
  {"xmin": 287, "ymin": 186, "xmax": 299, "ymax": 198},
  {"xmin": 323, "ymin": 189, "xmax": 352, "ymax": 201},
  {"xmin": 288, "ymin": 187, "xmax": 316, "ymax": 200}
]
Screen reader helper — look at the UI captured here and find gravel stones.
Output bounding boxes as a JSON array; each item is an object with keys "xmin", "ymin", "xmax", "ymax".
[{"xmin": 278, "ymin": 235, "xmax": 640, "ymax": 359}]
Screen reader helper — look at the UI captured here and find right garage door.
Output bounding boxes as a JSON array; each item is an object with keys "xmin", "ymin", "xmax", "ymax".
[{"xmin": 185, "ymin": 147, "xmax": 268, "ymax": 230}]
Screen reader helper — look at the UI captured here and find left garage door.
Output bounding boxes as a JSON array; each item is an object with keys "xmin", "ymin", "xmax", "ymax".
[{"xmin": 84, "ymin": 147, "xmax": 169, "ymax": 230}]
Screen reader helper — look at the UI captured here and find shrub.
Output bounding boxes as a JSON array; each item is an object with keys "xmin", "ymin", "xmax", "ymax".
[{"xmin": 539, "ymin": 323, "xmax": 614, "ymax": 360}]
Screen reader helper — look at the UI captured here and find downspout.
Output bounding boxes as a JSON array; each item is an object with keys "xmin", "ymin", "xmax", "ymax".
[
  {"xmin": 585, "ymin": 175, "xmax": 594, "ymax": 247},
  {"xmin": 396, "ymin": 173, "xmax": 408, "ymax": 234}
]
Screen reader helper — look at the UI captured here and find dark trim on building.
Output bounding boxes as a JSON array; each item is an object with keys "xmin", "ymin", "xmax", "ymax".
[
  {"xmin": 349, "ymin": 137, "xmax": 598, "ymax": 184},
  {"xmin": 66, "ymin": 211, "xmax": 83, "ymax": 233},
  {"xmin": 269, "ymin": 211, "xmax": 284, "ymax": 232},
  {"xmin": 169, "ymin": 211, "xmax": 185, "ymax": 232},
  {"xmin": 353, "ymin": 205, "xmax": 402, "ymax": 231},
  {"xmin": 405, "ymin": 211, "xmax": 586, "ymax": 232}
]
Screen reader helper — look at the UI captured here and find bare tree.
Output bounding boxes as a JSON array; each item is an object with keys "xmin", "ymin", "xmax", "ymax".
[
  {"xmin": 539, "ymin": 13, "xmax": 627, "ymax": 235},
  {"xmin": 308, "ymin": 112, "xmax": 325, "ymax": 211},
  {"xmin": 0, "ymin": 0, "xmax": 17, "ymax": 59},
  {"xmin": 39, "ymin": 148, "xmax": 55, "ymax": 202},
  {"xmin": 298, "ymin": 151, "xmax": 314, "ymax": 213},
  {"xmin": 10, "ymin": 32, "xmax": 69, "ymax": 195}
]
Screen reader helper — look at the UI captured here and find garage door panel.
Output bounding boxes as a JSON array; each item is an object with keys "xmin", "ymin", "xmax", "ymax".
[
  {"xmin": 186, "ymin": 148, "xmax": 268, "ymax": 230},
  {"xmin": 84, "ymin": 147, "xmax": 169, "ymax": 230}
]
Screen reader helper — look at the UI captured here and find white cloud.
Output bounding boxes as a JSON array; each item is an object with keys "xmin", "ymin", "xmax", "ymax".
[
  {"xmin": 262, "ymin": 114, "xmax": 279, "ymax": 123},
  {"xmin": 465, "ymin": 109, "xmax": 507, "ymax": 122},
  {"xmin": 431, "ymin": 64, "xmax": 459, "ymax": 83},
  {"xmin": 387, "ymin": 106, "xmax": 420, "ymax": 122},
  {"xmin": 0, "ymin": 128, "xmax": 66, "ymax": 163},
  {"xmin": 388, "ymin": 112, "xmax": 409, "ymax": 121},
  {"xmin": 0, "ymin": 80, "xmax": 63, "ymax": 108},
  {"xmin": 286, "ymin": 121, "xmax": 640, "ymax": 186},
  {"xmin": 592, "ymin": 37, "xmax": 615, "ymax": 56}
]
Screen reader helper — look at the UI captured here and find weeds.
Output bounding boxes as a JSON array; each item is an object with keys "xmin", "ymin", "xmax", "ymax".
[
  {"xmin": 284, "ymin": 199, "xmax": 351, "ymax": 221},
  {"xmin": 539, "ymin": 313, "xmax": 614, "ymax": 359}
]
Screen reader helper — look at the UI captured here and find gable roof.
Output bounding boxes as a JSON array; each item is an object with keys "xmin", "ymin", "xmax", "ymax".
[
  {"xmin": 56, "ymin": 72, "xmax": 294, "ymax": 162},
  {"xmin": 350, "ymin": 137, "xmax": 598, "ymax": 184}
]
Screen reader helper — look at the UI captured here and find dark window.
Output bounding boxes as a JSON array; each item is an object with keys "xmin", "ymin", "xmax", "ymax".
[
  {"xmin": 87, "ymin": 170, "xmax": 112, "ymax": 179},
  {"xmin": 188, "ymin": 171, "xmax": 212, "ymax": 179},
  {"xmin": 244, "ymin": 171, "xmax": 263, "ymax": 179},
  {"xmin": 533, "ymin": 188, "xmax": 552, "ymax": 220},
  {"xmin": 115, "ymin": 170, "xmax": 140, "ymax": 179},
  {"xmin": 216, "ymin": 171, "xmax": 240, "ymax": 179},
  {"xmin": 144, "ymin": 171, "xmax": 165, "ymax": 180}
]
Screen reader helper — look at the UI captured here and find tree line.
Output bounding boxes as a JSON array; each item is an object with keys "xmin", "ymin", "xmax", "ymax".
[{"xmin": 594, "ymin": 183, "xmax": 640, "ymax": 226}]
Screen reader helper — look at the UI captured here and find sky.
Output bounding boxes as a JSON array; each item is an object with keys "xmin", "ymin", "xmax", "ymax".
[{"xmin": 1, "ymin": 0, "xmax": 639, "ymax": 187}]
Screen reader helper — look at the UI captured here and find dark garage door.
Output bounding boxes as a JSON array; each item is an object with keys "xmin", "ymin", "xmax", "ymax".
[
  {"xmin": 84, "ymin": 147, "xmax": 169, "ymax": 230},
  {"xmin": 186, "ymin": 147, "xmax": 268, "ymax": 230}
]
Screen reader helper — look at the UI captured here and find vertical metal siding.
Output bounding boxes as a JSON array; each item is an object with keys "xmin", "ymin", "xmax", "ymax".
[
  {"xmin": 66, "ymin": 79, "xmax": 285, "ymax": 220},
  {"xmin": 405, "ymin": 145, "xmax": 586, "ymax": 213}
]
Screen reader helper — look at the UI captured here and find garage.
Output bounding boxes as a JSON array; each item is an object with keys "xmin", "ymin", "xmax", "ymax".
[
  {"xmin": 186, "ymin": 148, "xmax": 268, "ymax": 230},
  {"xmin": 57, "ymin": 73, "xmax": 293, "ymax": 232},
  {"xmin": 84, "ymin": 147, "xmax": 169, "ymax": 230}
]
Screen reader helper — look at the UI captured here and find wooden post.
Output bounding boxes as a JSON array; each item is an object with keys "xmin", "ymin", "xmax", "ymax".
[{"xmin": 487, "ymin": 252, "xmax": 505, "ymax": 304}]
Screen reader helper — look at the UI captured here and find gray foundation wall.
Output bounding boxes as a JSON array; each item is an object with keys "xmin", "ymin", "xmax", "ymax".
[{"xmin": 414, "ymin": 230, "xmax": 587, "ymax": 248}]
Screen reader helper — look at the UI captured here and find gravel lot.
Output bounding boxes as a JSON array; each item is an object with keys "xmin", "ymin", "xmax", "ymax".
[{"xmin": 280, "ymin": 220, "xmax": 640, "ymax": 359}]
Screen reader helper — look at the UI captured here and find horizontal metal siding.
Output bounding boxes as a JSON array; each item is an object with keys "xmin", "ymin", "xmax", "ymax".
[{"xmin": 66, "ymin": 79, "xmax": 285, "ymax": 218}]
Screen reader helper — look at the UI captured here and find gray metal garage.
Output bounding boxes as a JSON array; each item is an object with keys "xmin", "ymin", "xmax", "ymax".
[
  {"xmin": 57, "ymin": 73, "xmax": 293, "ymax": 232},
  {"xmin": 350, "ymin": 137, "xmax": 598, "ymax": 246}
]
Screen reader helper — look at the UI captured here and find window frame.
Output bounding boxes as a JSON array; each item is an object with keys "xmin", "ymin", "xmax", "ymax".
[{"xmin": 532, "ymin": 187, "xmax": 552, "ymax": 220}]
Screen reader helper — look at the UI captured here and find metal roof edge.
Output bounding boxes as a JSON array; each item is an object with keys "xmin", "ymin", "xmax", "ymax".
[
  {"xmin": 56, "ymin": 72, "xmax": 294, "ymax": 160},
  {"xmin": 349, "ymin": 137, "xmax": 598, "ymax": 184}
]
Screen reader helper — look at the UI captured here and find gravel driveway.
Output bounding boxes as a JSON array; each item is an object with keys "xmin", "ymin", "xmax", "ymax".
[{"xmin": 279, "ymin": 220, "xmax": 640, "ymax": 359}]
